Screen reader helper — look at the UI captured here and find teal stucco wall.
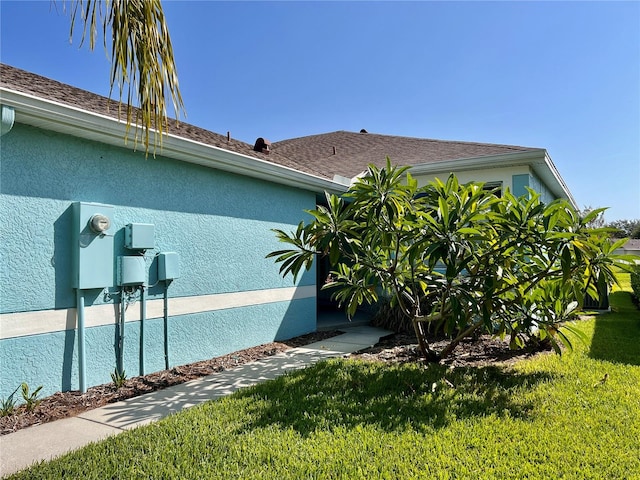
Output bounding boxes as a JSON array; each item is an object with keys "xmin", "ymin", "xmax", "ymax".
[
  {"xmin": 0, "ymin": 124, "xmax": 317, "ymax": 399},
  {"xmin": 512, "ymin": 172, "xmax": 555, "ymax": 204}
]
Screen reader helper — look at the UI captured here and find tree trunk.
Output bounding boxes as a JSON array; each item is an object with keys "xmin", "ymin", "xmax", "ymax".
[
  {"xmin": 412, "ymin": 316, "xmax": 441, "ymax": 362},
  {"xmin": 413, "ymin": 316, "xmax": 484, "ymax": 362},
  {"xmin": 436, "ymin": 321, "xmax": 484, "ymax": 360}
]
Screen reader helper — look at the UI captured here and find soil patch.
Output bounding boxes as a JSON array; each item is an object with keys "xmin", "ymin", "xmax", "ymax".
[{"xmin": 351, "ymin": 332, "xmax": 553, "ymax": 367}]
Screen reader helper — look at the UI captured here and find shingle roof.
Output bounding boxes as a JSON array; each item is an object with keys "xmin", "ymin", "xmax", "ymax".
[
  {"xmin": 616, "ymin": 238, "xmax": 640, "ymax": 251},
  {"xmin": 2, "ymin": 63, "xmax": 542, "ymax": 182},
  {"xmin": 271, "ymin": 130, "xmax": 541, "ymax": 180},
  {"xmin": 0, "ymin": 63, "xmax": 301, "ymax": 170}
]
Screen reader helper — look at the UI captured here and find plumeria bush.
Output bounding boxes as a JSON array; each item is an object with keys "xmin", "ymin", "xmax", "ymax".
[{"xmin": 269, "ymin": 160, "xmax": 637, "ymax": 361}]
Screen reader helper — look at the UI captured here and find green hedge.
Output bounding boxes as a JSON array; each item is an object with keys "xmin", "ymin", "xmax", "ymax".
[{"xmin": 631, "ymin": 267, "xmax": 640, "ymax": 300}]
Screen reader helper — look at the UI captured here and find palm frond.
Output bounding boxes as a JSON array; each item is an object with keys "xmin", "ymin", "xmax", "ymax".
[{"xmin": 67, "ymin": 0, "xmax": 185, "ymax": 155}]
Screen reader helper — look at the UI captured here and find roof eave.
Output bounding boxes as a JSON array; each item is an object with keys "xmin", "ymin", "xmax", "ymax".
[
  {"xmin": 539, "ymin": 151, "xmax": 578, "ymax": 208},
  {"xmin": 408, "ymin": 150, "xmax": 577, "ymax": 208},
  {"xmin": 0, "ymin": 88, "xmax": 348, "ymax": 195}
]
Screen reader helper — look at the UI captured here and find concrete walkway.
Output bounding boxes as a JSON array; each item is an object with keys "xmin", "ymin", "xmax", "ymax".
[{"xmin": 0, "ymin": 325, "xmax": 390, "ymax": 478}]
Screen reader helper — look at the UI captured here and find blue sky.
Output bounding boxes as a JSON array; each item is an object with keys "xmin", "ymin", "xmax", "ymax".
[{"xmin": 1, "ymin": 1, "xmax": 638, "ymax": 221}]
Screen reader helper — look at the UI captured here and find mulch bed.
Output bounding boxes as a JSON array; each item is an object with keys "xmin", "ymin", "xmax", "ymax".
[{"xmin": 351, "ymin": 332, "xmax": 553, "ymax": 367}]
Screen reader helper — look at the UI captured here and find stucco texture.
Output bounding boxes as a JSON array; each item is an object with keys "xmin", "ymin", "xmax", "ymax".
[{"xmin": 0, "ymin": 124, "xmax": 317, "ymax": 398}]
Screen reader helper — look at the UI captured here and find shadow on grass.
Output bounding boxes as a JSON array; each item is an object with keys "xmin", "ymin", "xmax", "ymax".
[
  {"xmin": 233, "ymin": 359, "xmax": 553, "ymax": 436},
  {"xmin": 588, "ymin": 291, "xmax": 640, "ymax": 366}
]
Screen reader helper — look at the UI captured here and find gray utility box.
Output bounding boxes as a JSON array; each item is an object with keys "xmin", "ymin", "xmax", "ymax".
[
  {"xmin": 125, "ymin": 223, "xmax": 155, "ymax": 250},
  {"xmin": 118, "ymin": 256, "xmax": 146, "ymax": 286},
  {"xmin": 72, "ymin": 202, "xmax": 115, "ymax": 289},
  {"xmin": 158, "ymin": 252, "xmax": 180, "ymax": 281}
]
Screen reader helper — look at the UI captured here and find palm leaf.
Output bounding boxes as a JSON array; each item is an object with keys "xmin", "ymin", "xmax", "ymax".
[{"xmin": 67, "ymin": 0, "xmax": 185, "ymax": 155}]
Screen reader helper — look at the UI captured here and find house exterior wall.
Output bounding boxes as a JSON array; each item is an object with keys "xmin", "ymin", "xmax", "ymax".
[
  {"xmin": 513, "ymin": 171, "xmax": 555, "ymax": 204},
  {"xmin": 0, "ymin": 123, "xmax": 316, "ymax": 399},
  {"xmin": 413, "ymin": 165, "xmax": 531, "ymax": 193},
  {"xmin": 413, "ymin": 166, "xmax": 560, "ymax": 204}
]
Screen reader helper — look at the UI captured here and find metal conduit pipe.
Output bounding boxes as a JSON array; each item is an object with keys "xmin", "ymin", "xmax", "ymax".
[
  {"xmin": 139, "ymin": 286, "xmax": 146, "ymax": 375},
  {"xmin": 163, "ymin": 283, "xmax": 170, "ymax": 370},
  {"xmin": 117, "ymin": 288, "xmax": 126, "ymax": 376},
  {"xmin": 76, "ymin": 290, "xmax": 87, "ymax": 393}
]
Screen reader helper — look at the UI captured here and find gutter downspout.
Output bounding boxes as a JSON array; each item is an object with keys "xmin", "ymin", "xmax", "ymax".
[{"xmin": 0, "ymin": 105, "xmax": 15, "ymax": 136}]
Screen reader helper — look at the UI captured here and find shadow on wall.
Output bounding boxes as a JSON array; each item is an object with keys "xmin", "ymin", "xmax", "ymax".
[
  {"xmin": 3, "ymin": 126, "xmax": 312, "ymax": 225},
  {"xmin": 53, "ymin": 205, "xmax": 106, "ymax": 309},
  {"xmin": 55, "ymin": 205, "xmax": 118, "ymax": 391},
  {"xmin": 273, "ymin": 269, "xmax": 317, "ymax": 341},
  {"xmin": 61, "ymin": 329, "xmax": 75, "ymax": 392},
  {"xmin": 53, "ymin": 205, "xmax": 74, "ymax": 309}
]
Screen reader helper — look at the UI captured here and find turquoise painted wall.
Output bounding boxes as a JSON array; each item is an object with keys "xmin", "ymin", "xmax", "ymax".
[
  {"xmin": 512, "ymin": 172, "xmax": 555, "ymax": 204},
  {"xmin": 0, "ymin": 298, "xmax": 315, "ymax": 396},
  {"xmin": 0, "ymin": 124, "xmax": 317, "ymax": 399},
  {"xmin": 528, "ymin": 171, "xmax": 555, "ymax": 204}
]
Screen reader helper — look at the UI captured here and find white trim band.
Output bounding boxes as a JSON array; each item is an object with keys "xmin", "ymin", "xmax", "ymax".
[{"xmin": 0, "ymin": 286, "xmax": 316, "ymax": 340}]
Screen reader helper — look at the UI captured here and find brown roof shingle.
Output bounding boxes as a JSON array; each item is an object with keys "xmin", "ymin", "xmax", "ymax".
[
  {"xmin": 2, "ymin": 63, "xmax": 541, "ymax": 182},
  {"xmin": 270, "ymin": 130, "xmax": 540, "ymax": 180},
  {"xmin": 616, "ymin": 239, "xmax": 640, "ymax": 251},
  {"xmin": 0, "ymin": 63, "xmax": 303, "ymax": 170}
]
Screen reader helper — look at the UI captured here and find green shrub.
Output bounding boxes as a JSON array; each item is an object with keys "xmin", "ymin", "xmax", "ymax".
[
  {"xmin": 270, "ymin": 163, "xmax": 626, "ymax": 361},
  {"xmin": 20, "ymin": 383, "xmax": 42, "ymax": 413},
  {"xmin": 110, "ymin": 368, "xmax": 127, "ymax": 389},
  {"xmin": 1, "ymin": 386, "xmax": 19, "ymax": 417},
  {"xmin": 630, "ymin": 266, "xmax": 640, "ymax": 305}
]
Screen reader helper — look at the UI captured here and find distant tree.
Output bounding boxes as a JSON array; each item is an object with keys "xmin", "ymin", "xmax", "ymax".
[
  {"xmin": 66, "ymin": 0, "xmax": 185, "ymax": 153},
  {"xmin": 579, "ymin": 206, "xmax": 606, "ymax": 229},
  {"xmin": 607, "ymin": 219, "xmax": 640, "ymax": 238},
  {"xmin": 268, "ymin": 161, "xmax": 636, "ymax": 362}
]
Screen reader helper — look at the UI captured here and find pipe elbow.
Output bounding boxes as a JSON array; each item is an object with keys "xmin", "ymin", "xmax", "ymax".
[{"xmin": 1, "ymin": 105, "xmax": 15, "ymax": 136}]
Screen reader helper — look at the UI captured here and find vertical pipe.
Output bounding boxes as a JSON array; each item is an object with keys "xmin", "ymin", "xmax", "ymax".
[
  {"xmin": 163, "ymin": 284, "xmax": 169, "ymax": 370},
  {"xmin": 77, "ymin": 289, "xmax": 87, "ymax": 393},
  {"xmin": 139, "ymin": 286, "xmax": 146, "ymax": 375},
  {"xmin": 118, "ymin": 288, "xmax": 126, "ymax": 376}
]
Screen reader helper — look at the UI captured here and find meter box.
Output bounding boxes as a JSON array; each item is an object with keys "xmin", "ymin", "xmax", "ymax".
[
  {"xmin": 158, "ymin": 252, "xmax": 180, "ymax": 281},
  {"xmin": 125, "ymin": 223, "xmax": 154, "ymax": 250},
  {"xmin": 118, "ymin": 256, "xmax": 146, "ymax": 286},
  {"xmin": 72, "ymin": 202, "xmax": 115, "ymax": 289}
]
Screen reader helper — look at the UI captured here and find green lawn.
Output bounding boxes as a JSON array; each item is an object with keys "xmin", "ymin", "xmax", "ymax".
[{"xmin": 10, "ymin": 277, "xmax": 640, "ymax": 479}]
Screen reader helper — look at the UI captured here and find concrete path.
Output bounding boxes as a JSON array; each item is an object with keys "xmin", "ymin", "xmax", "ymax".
[{"xmin": 0, "ymin": 326, "xmax": 390, "ymax": 478}]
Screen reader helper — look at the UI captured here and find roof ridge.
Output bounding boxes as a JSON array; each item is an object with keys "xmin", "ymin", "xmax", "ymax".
[
  {"xmin": 363, "ymin": 132, "xmax": 539, "ymax": 151},
  {"xmin": 273, "ymin": 129, "xmax": 539, "ymax": 151}
]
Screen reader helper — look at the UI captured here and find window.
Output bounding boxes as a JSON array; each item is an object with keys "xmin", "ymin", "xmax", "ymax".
[{"xmin": 482, "ymin": 181, "xmax": 503, "ymax": 198}]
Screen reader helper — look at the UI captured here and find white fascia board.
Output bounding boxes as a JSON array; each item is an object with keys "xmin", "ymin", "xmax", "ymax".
[
  {"xmin": 537, "ymin": 152, "xmax": 577, "ymax": 208},
  {"xmin": 407, "ymin": 150, "xmax": 546, "ymax": 175},
  {"xmin": 408, "ymin": 150, "xmax": 577, "ymax": 207},
  {"xmin": 0, "ymin": 88, "xmax": 347, "ymax": 195}
]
